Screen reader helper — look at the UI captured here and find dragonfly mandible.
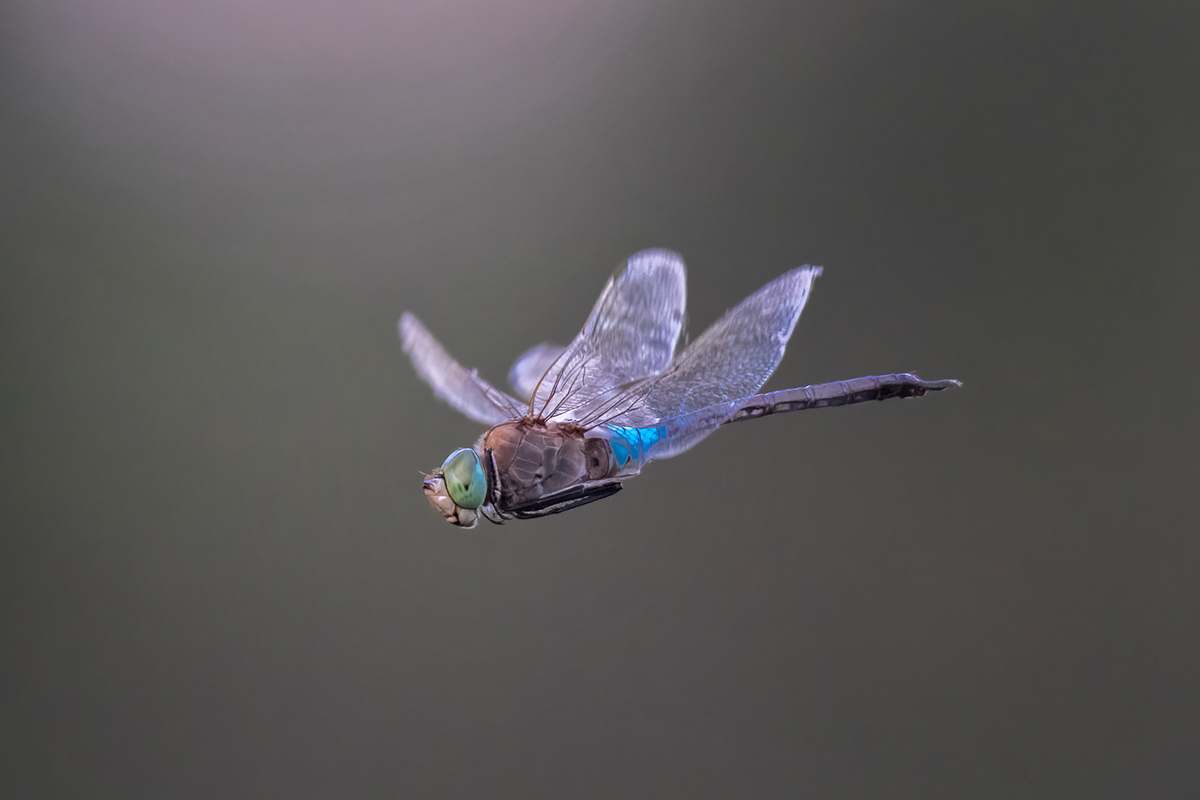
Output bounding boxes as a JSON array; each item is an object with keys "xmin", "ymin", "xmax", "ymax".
[{"xmin": 400, "ymin": 249, "xmax": 959, "ymax": 527}]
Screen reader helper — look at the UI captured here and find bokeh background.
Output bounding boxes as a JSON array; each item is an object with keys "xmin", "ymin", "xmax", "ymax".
[{"xmin": 3, "ymin": 1, "xmax": 1197, "ymax": 797}]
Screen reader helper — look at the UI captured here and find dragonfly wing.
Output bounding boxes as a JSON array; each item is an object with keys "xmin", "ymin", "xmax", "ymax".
[
  {"xmin": 399, "ymin": 313, "xmax": 524, "ymax": 426},
  {"xmin": 533, "ymin": 249, "xmax": 686, "ymax": 421},
  {"xmin": 508, "ymin": 343, "xmax": 566, "ymax": 403},
  {"xmin": 608, "ymin": 266, "xmax": 823, "ymax": 455}
]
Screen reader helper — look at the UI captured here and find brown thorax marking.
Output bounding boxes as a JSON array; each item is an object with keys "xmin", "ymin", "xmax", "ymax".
[{"xmin": 481, "ymin": 419, "xmax": 617, "ymax": 512}]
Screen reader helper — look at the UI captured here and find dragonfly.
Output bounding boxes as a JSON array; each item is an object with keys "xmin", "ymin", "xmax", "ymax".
[{"xmin": 400, "ymin": 249, "xmax": 959, "ymax": 527}]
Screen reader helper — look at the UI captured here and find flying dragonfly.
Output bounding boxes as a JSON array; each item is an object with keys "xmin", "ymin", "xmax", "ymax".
[{"xmin": 400, "ymin": 249, "xmax": 959, "ymax": 527}]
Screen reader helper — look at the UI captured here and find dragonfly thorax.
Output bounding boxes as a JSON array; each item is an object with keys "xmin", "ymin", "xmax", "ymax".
[{"xmin": 482, "ymin": 420, "xmax": 620, "ymax": 516}]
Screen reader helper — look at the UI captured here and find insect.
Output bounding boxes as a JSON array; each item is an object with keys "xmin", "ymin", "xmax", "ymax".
[{"xmin": 400, "ymin": 249, "xmax": 959, "ymax": 527}]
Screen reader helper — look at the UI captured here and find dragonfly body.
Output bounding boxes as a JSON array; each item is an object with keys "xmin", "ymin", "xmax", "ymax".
[{"xmin": 402, "ymin": 249, "xmax": 959, "ymax": 527}]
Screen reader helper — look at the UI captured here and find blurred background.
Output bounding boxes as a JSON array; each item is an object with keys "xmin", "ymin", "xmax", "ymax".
[{"xmin": 2, "ymin": 0, "xmax": 1196, "ymax": 797}]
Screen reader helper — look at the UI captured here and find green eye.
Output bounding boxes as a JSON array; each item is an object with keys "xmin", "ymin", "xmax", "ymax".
[{"xmin": 441, "ymin": 448, "xmax": 486, "ymax": 509}]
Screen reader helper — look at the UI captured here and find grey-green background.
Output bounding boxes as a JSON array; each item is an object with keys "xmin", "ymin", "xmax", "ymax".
[{"xmin": 3, "ymin": 1, "xmax": 1196, "ymax": 797}]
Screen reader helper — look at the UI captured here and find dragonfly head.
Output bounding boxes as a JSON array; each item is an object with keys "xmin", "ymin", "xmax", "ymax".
[{"xmin": 423, "ymin": 447, "xmax": 487, "ymax": 527}]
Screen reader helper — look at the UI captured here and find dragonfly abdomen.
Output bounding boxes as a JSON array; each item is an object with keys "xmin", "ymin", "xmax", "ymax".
[
  {"xmin": 602, "ymin": 425, "xmax": 666, "ymax": 466},
  {"xmin": 725, "ymin": 373, "xmax": 962, "ymax": 423}
]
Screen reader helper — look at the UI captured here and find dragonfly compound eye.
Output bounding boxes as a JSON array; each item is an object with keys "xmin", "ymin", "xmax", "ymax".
[{"xmin": 441, "ymin": 448, "xmax": 486, "ymax": 510}]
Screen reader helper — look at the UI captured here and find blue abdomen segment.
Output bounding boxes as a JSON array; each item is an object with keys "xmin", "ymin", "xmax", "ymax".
[{"xmin": 604, "ymin": 425, "xmax": 665, "ymax": 466}]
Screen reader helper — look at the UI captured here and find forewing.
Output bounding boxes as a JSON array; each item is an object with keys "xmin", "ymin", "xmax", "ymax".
[
  {"xmin": 609, "ymin": 266, "xmax": 822, "ymax": 444},
  {"xmin": 532, "ymin": 249, "xmax": 686, "ymax": 421},
  {"xmin": 399, "ymin": 312, "xmax": 524, "ymax": 426}
]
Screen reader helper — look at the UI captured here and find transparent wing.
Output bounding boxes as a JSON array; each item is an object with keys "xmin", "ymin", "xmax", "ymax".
[
  {"xmin": 399, "ymin": 312, "xmax": 524, "ymax": 426},
  {"xmin": 508, "ymin": 343, "xmax": 566, "ymax": 403},
  {"xmin": 604, "ymin": 266, "xmax": 822, "ymax": 444},
  {"xmin": 532, "ymin": 249, "xmax": 687, "ymax": 421}
]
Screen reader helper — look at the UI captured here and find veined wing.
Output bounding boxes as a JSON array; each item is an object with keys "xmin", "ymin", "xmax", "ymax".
[
  {"xmin": 399, "ymin": 312, "xmax": 524, "ymax": 426},
  {"xmin": 527, "ymin": 249, "xmax": 686, "ymax": 421},
  {"xmin": 508, "ymin": 343, "xmax": 565, "ymax": 403},
  {"xmin": 603, "ymin": 266, "xmax": 822, "ymax": 456}
]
